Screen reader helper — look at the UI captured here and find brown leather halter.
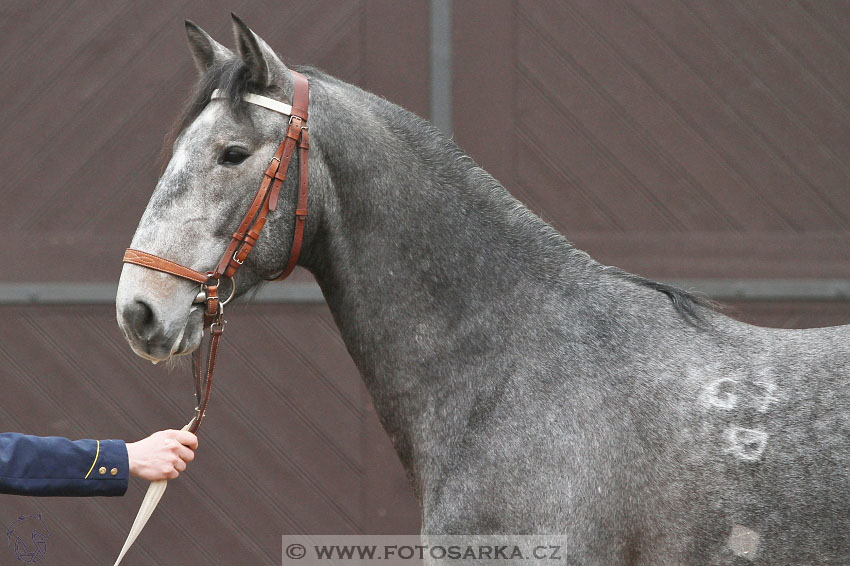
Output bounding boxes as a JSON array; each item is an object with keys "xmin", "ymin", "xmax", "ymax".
[{"xmin": 122, "ymin": 71, "xmax": 310, "ymax": 434}]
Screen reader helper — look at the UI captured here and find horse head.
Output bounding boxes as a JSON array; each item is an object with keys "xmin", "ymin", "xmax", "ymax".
[{"xmin": 116, "ymin": 16, "xmax": 319, "ymax": 362}]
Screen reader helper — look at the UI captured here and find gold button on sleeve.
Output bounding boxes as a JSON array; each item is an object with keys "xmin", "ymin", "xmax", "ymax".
[
  {"xmin": 110, "ymin": 468, "xmax": 118, "ymax": 476},
  {"xmin": 98, "ymin": 466, "xmax": 107, "ymax": 475}
]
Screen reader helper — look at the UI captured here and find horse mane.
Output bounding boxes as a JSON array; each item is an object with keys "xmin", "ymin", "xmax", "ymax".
[
  {"xmin": 166, "ymin": 59, "xmax": 715, "ymax": 328},
  {"xmin": 368, "ymin": 89, "xmax": 718, "ymax": 328},
  {"xmin": 600, "ymin": 265, "xmax": 716, "ymax": 327},
  {"xmin": 165, "ymin": 59, "xmax": 250, "ymax": 148}
]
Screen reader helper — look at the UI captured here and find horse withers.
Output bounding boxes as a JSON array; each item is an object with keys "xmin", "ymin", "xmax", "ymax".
[{"xmin": 116, "ymin": 15, "xmax": 850, "ymax": 565}]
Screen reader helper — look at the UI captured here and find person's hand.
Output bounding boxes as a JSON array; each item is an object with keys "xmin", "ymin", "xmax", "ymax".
[{"xmin": 126, "ymin": 430, "xmax": 198, "ymax": 480}]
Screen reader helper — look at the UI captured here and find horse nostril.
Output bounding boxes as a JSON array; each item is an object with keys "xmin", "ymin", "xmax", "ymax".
[{"xmin": 125, "ymin": 299, "xmax": 156, "ymax": 340}]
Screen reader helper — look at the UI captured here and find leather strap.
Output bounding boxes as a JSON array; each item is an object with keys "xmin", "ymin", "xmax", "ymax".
[
  {"xmin": 124, "ymin": 249, "xmax": 220, "ymax": 328},
  {"xmin": 125, "ymin": 71, "xmax": 309, "ymax": 286},
  {"xmin": 217, "ymin": 71, "xmax": 310, "ymax": 279},
  {"xmin": 112, "ymin": 319, "xmax": 222, "ymax": 566},
  {"xmin": 202, "ymin": 283, "xmax": 220, "ymax": 328},
  {"xmin": 123, "ymin": 249, "xmax": 212, "ymax": 285},
  {"xmin": 189, "ymin": 322, "xmax": 222, "ymax": 434},
  {"xmin": 116, "ymin": 72, "xmax": 309, "ymax": 565},
  {"xmin": 276, "ymin": 127, "xmax": 309, "ymax": 280}
]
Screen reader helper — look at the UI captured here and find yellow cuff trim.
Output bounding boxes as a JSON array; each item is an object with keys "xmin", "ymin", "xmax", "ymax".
[{"xmin": 84, "ymin": 440, "xmax": 100, "ymax": 479}]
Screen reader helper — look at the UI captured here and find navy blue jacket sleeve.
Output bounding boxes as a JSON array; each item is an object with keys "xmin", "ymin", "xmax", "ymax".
[{"xmin": 0, "ymin": 433, "xmax": 129, "ymax": 497}]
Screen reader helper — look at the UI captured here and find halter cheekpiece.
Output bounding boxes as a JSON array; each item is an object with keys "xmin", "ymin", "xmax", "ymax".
[{"xmin": 121, "ymin": 71, "xmax": 310, "ymax": 434}]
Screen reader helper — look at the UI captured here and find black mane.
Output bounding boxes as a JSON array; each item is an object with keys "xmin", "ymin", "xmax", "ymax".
[
  {"xmin": 605, "ymin": 266, "xmax": 716, "ymax": 326},
  {"xmin": 173, "ymin": 58, "xmax": 254, "ymax": 137},
  {"xmin": 168, "ymin": 60, "xmax": 715, "ymax": 328}
]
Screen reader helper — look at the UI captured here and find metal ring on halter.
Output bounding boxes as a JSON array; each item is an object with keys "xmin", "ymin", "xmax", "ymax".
[
  {"xmin": 219, "ymin": 277, "xmax": 237, "ymax": 306},
  {"xmin": 192, "ymin": 277, "xmax": 236, "ymax": 306}
]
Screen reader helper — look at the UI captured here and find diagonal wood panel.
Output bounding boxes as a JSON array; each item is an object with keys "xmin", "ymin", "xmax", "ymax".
[
  {"xmin": 0, "ymin": 304, "xmax": 419, "ymax": 564},
  {"xmin": 516, "ymin": 15, "xmax": 734, "ymax": 232},
  {"xmin": 0, "ymin": 3, "xmax": 425, "ymax": 564},
  {"xmin": 518, "ymin": 73, "xmax": 680, "ymax": 231},
  {"xmin": 3, "ymin": 4, "xmax": 850, "ymax": 564},
  {"xmin": 645, "ymin": 0, "xmax": 850, "ymax": 220},
  {"xmin": 572, "ymin": 0, "xmax": 848, "ymax": 230},
  {"xmin": 0, "ymin": 0, "xmax": 428, "ymax": 283},
  {"xmin": 797, "ymin": 1, "xmax": 850, "ymax": 55},
  {"xmin": 517, "ymin": 0, "xmax": 797, "ymax": 232},
  {"xmin": 455, "ymin": 1, "xmax": 850, "ymax": 280},
  {"xmin": 725, "ymin": 301, "xmax": 850, "ymax": 329}
]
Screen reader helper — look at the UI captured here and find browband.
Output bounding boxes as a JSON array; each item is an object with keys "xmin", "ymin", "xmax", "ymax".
[
  {"xmin": 210, "ymin": 89, "xmax": 293, "ymax": 116},
  {"xmin": 117, "ymin": 70, "xmax": 310, "ymax": 566}
]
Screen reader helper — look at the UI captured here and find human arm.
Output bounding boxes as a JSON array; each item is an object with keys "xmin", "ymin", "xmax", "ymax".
[
  {"xmin": 0, "ymin": 429, "xmax": 198, "ymax": 497},
  {"xmin": 0, "ymin": 433, "xmax": 128, "ymax": 497}
]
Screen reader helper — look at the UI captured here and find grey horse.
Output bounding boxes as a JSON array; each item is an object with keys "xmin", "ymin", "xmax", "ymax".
[{"xmin": 116, "ymin": 15, "xmax": 850, "ymax": 565}]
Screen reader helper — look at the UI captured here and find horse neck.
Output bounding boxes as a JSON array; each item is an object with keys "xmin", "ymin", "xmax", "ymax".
[{"xmin": 300, "ymin": 79, "xmax": 597, "ymax": 499}]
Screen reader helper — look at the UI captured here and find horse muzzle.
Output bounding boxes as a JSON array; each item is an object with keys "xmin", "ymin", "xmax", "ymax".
[{"xmin": 116, "ymin": 264, "xmax": 207, "ymax": 362}]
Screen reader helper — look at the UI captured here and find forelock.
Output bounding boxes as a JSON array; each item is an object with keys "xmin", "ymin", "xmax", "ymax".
[{"xmin": 176, "ymin": 58, "xmax": 253, "ymax": 134}]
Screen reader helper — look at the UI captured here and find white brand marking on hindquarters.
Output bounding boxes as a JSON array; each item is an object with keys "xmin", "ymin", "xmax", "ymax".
[
  {"xmin": 727, "ymin": 525, "xmax": 759, "ymax": 560},
  {"xmin": 724, "ymin": 427, "xmax": 768, "ymax": 461},
  {"xmin": 752, "ymin": 379, "xmax": 779, "ymax": 413},
  {"xmin": 700, "ymin": 377, "xmax": 739, "ymax": 409}
]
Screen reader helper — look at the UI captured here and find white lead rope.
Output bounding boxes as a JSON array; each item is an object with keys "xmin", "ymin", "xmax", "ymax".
[
  {"xmin": 114, "ymin": 86, "xmax": 293, "ymax": 565},
  {"xmin": 112, "ymin": 479, "xmax": 168, "ymax": 566},
  {"xmin": 112, "ymin": 422, "xmax": 191, "ymax": 566}
]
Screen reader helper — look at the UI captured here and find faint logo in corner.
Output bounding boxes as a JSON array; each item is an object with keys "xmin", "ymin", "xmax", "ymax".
[{"xmin": 6, "ymin": 514, "xmax": 50, "ymax": 563}]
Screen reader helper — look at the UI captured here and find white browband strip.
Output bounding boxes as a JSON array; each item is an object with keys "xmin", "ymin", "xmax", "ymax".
[{"xmin": 210, "ymin": 89, "xmax": 293, "ymax": 116}]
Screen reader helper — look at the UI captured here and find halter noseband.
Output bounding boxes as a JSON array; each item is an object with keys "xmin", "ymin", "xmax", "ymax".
[
  {"xmin": 121, "ymin": 70, "xmax": 310, "ymax": 433},
  {"xmin": 113, "ymin": 71, "xmax": 310, "ymax": 566}
]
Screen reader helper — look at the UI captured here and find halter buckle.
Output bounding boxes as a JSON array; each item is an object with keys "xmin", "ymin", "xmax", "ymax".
[{"xmin": 232, "ymin": 251, "xmax": 245, "ymax": 265}]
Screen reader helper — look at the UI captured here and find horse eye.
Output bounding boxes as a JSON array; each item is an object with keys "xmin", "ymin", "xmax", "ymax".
[{"xmin": 221, "ymin": 147, "xmax": 249, "ymax": 165}]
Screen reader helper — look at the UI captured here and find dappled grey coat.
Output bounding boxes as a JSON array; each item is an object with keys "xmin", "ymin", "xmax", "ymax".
[{"xmin": 116, "ymin": 15, "xmax": 850, "ymax": 566}]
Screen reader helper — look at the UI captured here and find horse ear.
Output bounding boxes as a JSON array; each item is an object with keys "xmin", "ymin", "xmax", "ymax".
[
  {"xmin": 185, "ymin": 20, "xmax": 232, "ymax": 74},
  {"xmin": 230, "ymin": 14, "xmax": 290, "ymax": 89}
]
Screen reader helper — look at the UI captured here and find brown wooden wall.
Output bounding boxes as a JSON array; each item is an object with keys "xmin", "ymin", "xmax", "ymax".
[
  {"xmin": 0, "ymin": 304, "xmax": 419, "ymax": 564},
  {"xmin": 0, "ymin": 0, "xmax": 429, "ymax": 282},
  {"xmin": 454, "ymin": 0, "xmax": 850, "ymax": 280},
  {"xmin": 0, "ymin": 2, "xmax": 425, "ymax": 564},
  {"xmin": 1, "ymin": 2, "xmax": 849, "ymax": 564}
]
